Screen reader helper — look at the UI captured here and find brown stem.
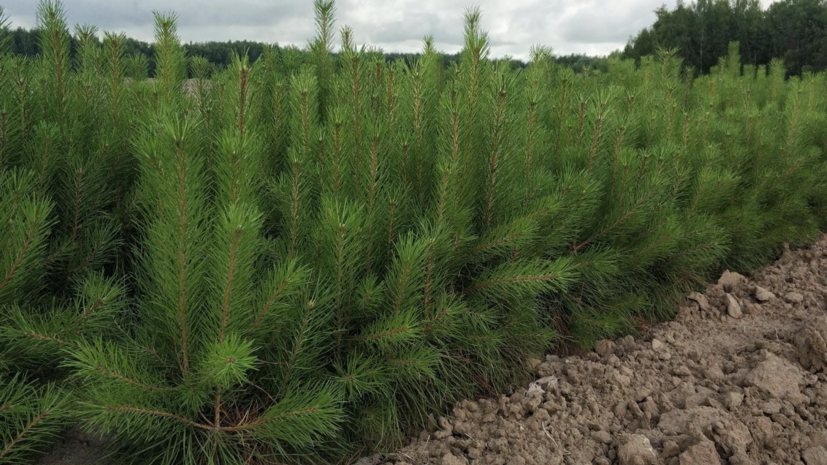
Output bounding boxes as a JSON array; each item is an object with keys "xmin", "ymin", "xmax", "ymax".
[
  {"xmin": 423, "ymin": 239, "xmax": 435, "ymax": 319},
  {"xmin": 467, "ymin": 273, "xmax": 559, "ymax": 294},
  {"xmin": 23, "ymin": 332, "xmax": 78, "ymax": 349},
  {"xmin": 301, "ymin": 90, "xmax": 309, "ymax": 154},
  {"xmin": 0, "ymin": 111, "xmax": 7, "ymax": 170},
  {"xmin": 402, "ymin": 142, "xmax": 409, "ymax": 187},
  {"xmin": 386, "ymin": 202, "xmax": 397, "ymax": 261},
  {"xmin": 335, "ymin": 225, "xmax": 345, "ymax": 357},
  {"xmin": 611, "ymin": 126, "xmax": 626, "ymax": 178},
  {"xmin": 69, "ymin": 297, "xmax": 103, "ymax": 329},
  {"xmin": 111, "ymin": 39, "xmax": 120, "ymax": 124},
  {"xmin": 391, "ymin": 260, "xmax": 412, "ymax": 316},
  {"xmin": 387, "ymin": 66, "xmax": 394, "ymax": 114},
  {"xmin": 470, "ymin": 231, "xmax": 525, "ymax": 256},
  {"xmin": 214, "ymin": 388, "xmax": 221, "ymax": 428},
  {"xmin": 357, "ymin": 326, "xmax": 410, "ymax": 341},
  {"xmin": 273, "ymin": 85, "xmax": 282, "ymax": 164},
  {"xmin": 219, "ymin": 229, "xmax": 241, "ymax": 343},
  {"xmin": 572, "ymin": 180, "xmax": 658, "ymax": 252},
  {"xmin": 249, "ymin": 274, "xmax": 292, "ymax": 336},
  {"xmin": 175, "ymin": 142, "xmax": 190, "ymax": 375},
  {"xmin": 586, "ymin": 117, "xmax": 603, "ymax": 172},
  {"xmin": 70, "ymin": 169, "xmax": 83, "ymax": 243},
  {"xmin": 554, "ymin": 79, "xmax": 569, "ymax": 157},
  {"xmin": 280, "ymin": 301, "xmax": 314, "ymax": 398},
  {"xmin": 238, "ymin": 67, "xmax": 248, "ymax": 136},
  {"xmin": 486, "ymin": 90, "xmax": 506, "ymax": 229},
  {"xmin": 352, "ymin": 57, "xmax": 362, "ymax": 198},
  {"xmin": 288, "ymin": 161, "xmax": 301, "ymax": 260},
  {"xmin": 525, "ymin": 100, "xmax": 536, "ymax": 184},
  {"xmin": 333, "ymin": 124, "xmax": 342, "ymax": 195},
  {"xmin": 0, "ymin": 207, "xmax": 42, "ymax": 291},
  {"xmin": 95, "ymin": 366, "xmax": 173, "ymax": 392},
  {"xmin": 0, "ymin": 410, "xmax": 50, "ymax": 460}
]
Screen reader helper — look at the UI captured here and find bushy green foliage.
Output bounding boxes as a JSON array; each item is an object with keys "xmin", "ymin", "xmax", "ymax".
[{"xmin": 1, "ymin": 1, "xmax": 827, "ymax": 464}]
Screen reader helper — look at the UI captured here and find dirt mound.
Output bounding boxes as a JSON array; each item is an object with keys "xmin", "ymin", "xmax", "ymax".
[{"xmin": 364, "ymin": 236, "xmax": 827, "ymax": 465}]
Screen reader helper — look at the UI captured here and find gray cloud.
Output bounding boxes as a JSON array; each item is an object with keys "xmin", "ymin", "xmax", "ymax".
[
  {"xmin": 559, "ymin": 0, "xmax": 662, "ymax": 44},
  {"xmin": 2, "ymin": 0, "xmax": 780, "ymax": 59}
]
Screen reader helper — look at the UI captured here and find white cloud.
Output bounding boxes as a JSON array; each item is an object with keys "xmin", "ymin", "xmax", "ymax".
[{"xmin": 2, "ymin": 0, "xmax": 781, "ymax": 59}]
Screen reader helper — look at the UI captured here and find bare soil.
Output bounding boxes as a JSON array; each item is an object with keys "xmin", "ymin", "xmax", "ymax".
[
  {"xmin": 359, "ymin": 236, "xmax": 827, "ymax": 465},
  {"xmin": 39, "ymin": 236, "xmax": 827, "ymax": 465},
  {"xmin": 35, "ymin": 427, "xmax": 113, "ymax": 465}
]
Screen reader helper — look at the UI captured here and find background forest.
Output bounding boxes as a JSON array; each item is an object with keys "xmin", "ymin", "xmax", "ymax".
[
  {"xmin": 7, "ymin": 0, "xmax": 827, "ymax": 77},
  {"xmin": 625, "ymin": 0, "xmax": 827, "ymax": 76}
]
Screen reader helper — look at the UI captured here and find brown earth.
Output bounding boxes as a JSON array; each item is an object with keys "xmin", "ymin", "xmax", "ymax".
[
  {"xmin": 39, "ymin": 236, "xmax": 827, "ymax": 465},
  {"xmin": 358, "ymin": 236, "xmax": 827, "ymax": 465},
  {"xmin": 35, "ymin": 427, "xmax": 113, "ymax": 465}
]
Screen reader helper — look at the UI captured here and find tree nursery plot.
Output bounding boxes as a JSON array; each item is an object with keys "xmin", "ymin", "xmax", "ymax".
[{"xmin": 1, "ymin": 1, "xmax": 826, "ymax": 464}]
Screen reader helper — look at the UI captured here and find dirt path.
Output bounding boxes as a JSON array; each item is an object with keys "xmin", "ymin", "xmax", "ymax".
[{"xmin": 360, "ymin": 236, "xmax": 827, "ymax": 465}]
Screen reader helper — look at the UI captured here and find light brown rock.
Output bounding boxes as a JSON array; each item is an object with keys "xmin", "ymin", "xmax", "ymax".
[
  {"xmin": 618, "ymin": 435, "xmax": 658, "ymax": 465},
  {"xmin": 718, "ymin": 270, "xmax": 746, "ymax": 291},
  {"xmin": 688, "ymin": 292, "xmax": 711, "ymax": 311},
  {"xmin": 796, "ymin": 322, "xmax": 827, "ymax": 372},
  {"xmin": 754, "ymin": 286, "xmax": 775, "ymax": 302},
  {"xmin": 658, "ymin": 407, "xmax": 723, "ymax": 436},
  {"xmin": 726, "ymin": 293, "xmax": 742, "ymax": 318},
  {"xmin": 744, "ymin": 352, "xmax": 803, "ymax": 399},
  {"xmin": 803, "ymin": 447, "xmax": 827, "ymax": 465},
  {"xmin": 785, "ymin": 291, "xmax": 805, "ymax": 304},
  {"xmin": 441, "ymin": 453, "xmax": 468, "ymax": 465},
  {"xmin": 679, "ymin": 439, "xmax": 720, "ymax": 465},
  {"xmin": 434, "ymin": 417, "xmax": 453, "ymax": 439}
]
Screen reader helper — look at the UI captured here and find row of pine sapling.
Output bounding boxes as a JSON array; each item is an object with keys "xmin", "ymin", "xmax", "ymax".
[{"xmin": 2, "ymin": 1, "xmax": 827, "ymax": 464}]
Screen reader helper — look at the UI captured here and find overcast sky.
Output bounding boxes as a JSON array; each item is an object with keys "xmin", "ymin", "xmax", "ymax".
[{"xmin": 2, "ymin": 0, "xmax": 778, "ymax": 59}]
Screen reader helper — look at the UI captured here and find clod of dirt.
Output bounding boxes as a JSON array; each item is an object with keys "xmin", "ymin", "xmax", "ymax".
[
  {"xmin": 721, "ymin": 391, "xmax": 744, "ymax": 410},
  {"xmin": 753, "ymin": 285, "xmax": 776, "ymax": 302},
  {"xmin": 651, "ymin": 339, "xmax": 665, "ymax": 351},
  {"xmin": 796, "ymin": 318, "xmax": 827, "ymax": 372},
  {"xmin": 534, "ymin": 376, "xmax": 558, "ymax": 390},
  {"xmin": 803, "ymin": 447, "xmax": 827, "ymax": 465},
  {"xmin": 744, "ymin": 351, "xmax": 804, "ymax": 399},
  {"xmin": 725, "ymin": 293, "xmax": 742, "ymax": 318},
  {"xmin": 786, "ymin": 291, "xmax": 805, "ymax": 304},
  {"xmin": 678, "ymin": 439, "xmax": 720, "ymax": 464},
  {"xmin": 657, "ymin": 407, "xmax": 720, "ymax": 435},
  {"xmin": 441, "ymin": 453, "xmax": 467, "ymax": 465},
  {"xmin": 728, "ymin": 452, "xmax": 752, "ymax": 465},
  {"xmin": 718, "ymin": 270, "xmax": 746, "ymax": 292},
  {"xmin": 687, "ymin": 292, "xmax": 711, "ymax": 311},
  {"xmin": 618, "ymin": 435, "xmax": 658, "ymax": 465},
  {"xmin": 434, "ymin": 417, "xmax": 453, "ymax": 439}
]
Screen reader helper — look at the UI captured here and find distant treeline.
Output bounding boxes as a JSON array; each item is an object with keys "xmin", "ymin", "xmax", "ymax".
[
  {"xmin": 9, "ymin": 26, "xmax": 274, "ymax": 75},
  {"xmin": 8, "ymin": 26, "xmax": 534, "ymax": 76},
  {"xmin": 19, "ymin": 0, "xmax": 826, "ymax": 81},
  {"xmin": 624, "ymin": 0, "xmax": 827, "ymax": 76},
  {"xmin": 8, "ymin": 26, "xmax": 628, "ymax": 79}
]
